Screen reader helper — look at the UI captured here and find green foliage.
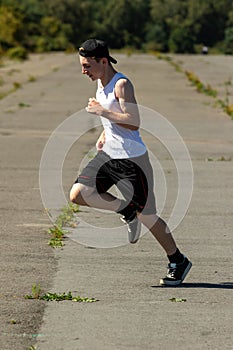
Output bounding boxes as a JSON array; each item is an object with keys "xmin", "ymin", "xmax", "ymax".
[
  {"xmin": 169, "ymin": 297, "xmax": 187, "ymax": 302},
  {"xmin": 18, "ymin": 102, "xmax": 31, "ymax": 107},
  {"xmin": 47, "ymin": 202, "xmax": 80, "ymax": 248},
  {"xmin": 45, "ymin": 0, "xmax": 95, "ymax": 47},
  {"xmin": 40, "ymin": 291, "xmax": 98, "ymax": 302},
  {"xmin": 6, "ymin": 46, "xmax": 28, "ymax": 60},
  {"xmin": 149, "ymin": 0, "xmax": 233, "ymax": 53},
  {"xmin": 0, "ymin": 0, "xmax": 232, "ymax": 53},
  {"xmin": 223, "ymin": 27, "xmax": 233, "ymax": 54},
  {"xmin": 100, "ymin": 0, "xmax": 150, "ymax": 49},
  {"xmin": 24, "ymin": 288, "xmax": 98, "ymax": 302},
  {"xmin": 0, "ymin": 6, "xmax": 23, "ymax": 49},
  {"xmin": 55, "ymin": 202, "xmax": 80, "ymax": 227},
  {"xmin": 144, "ymin": 24, "xmax": 168, "ymax": 52},
  {"xmin": 185, "ymin": 70, "xmax": 218, "ymax": 97},
  {"xmin": 48, "ymin": 224, "xmax": 66, "ymax": 248},
  {"xmin": 24, "ymin": 283, "xmax": 41, "ymax": 299},
  {"xmin": 187, "ymin": 0, "xmax": 228, "ymax": 46},
  {"xmin": 28, "ymin": 75, "xmax": 37, "ymax": 82},
  {"xmin": 35, "ymin": 16, "xmax": 72, "ymax": 52},
  {"xmin": 168, "ymin": 25, "xmax": 195, "ymax": 53},
  {"xmin": 0, "ymin": 75, "xmax": 4, "ymax": 86}
]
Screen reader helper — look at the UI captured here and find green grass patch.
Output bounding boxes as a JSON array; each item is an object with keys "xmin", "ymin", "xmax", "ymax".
[
  {"xmin": 206, "ymin": 156, "xmax": 232, "ymax": 162},
  {"xmin": 48, "ymin": 225, "xmax": 66, "ymax": 248},
  {"xmin": 169, "ymin": 297, "xmax": 186, "ymax": 302},
  {"xmin": 7, "ymin": 46, "xmax": 28, "ymax": 61},
  {"xmin": 18, "ymin": 102, "xmax": 31, "ymax": 108},
  {"xmin": 0, "ymin": 75, "xmax": 4, "ymax": 86},
  {"xmin": 24, "ymin": 284, "xmax": 98, "ymax": 303},
  {"xmin": 13, "ymin": 81, "xmax": 21, "ymax": 89},
  {"xmin": 55, "ymin": 202, "xmax": 80, "ymax": 227},
  {"xmin": 47, "ymin": 203, "xmax": 80, "ymax": 248},
  {"xmin": 9, "ymin": 319, "xmax": 17, "ymax": 324},
  {"xmin": 0, "ymin": 82, "xmax": 23, "ymax": 100},
  {"xmin": 185, "ymin": 70, "xmax": 217, "ymax": 97},
  {"xmin": 0, "ymin": 91, "xmax": 7, "ymax": 99},
  {"xmin": 216, "ymin": 79, "xmax": 233, "ymax": 118},
  {"xmin": 28, "ymin": 75, "xmax": 37, "ymax": 82}
]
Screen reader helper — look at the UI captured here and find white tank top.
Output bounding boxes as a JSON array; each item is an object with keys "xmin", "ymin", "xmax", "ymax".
[{"xmin": 96, "ymin": 72, "xmax": 146, "ymax": 159}]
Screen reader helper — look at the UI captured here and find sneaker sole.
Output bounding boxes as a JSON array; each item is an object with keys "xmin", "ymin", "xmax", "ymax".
[
  {"xmin": 159, "ymin": 261, "xmax": 192, "ymax": 286},
  {"xmin": 129, "ymin": 237, "xmax": 139, "ymax": 244}
]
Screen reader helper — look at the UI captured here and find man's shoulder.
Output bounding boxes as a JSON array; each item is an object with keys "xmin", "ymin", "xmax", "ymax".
[
  {"xmin": 114, "ymin": 74, "xmax": 135, "ymax": 100},
  {"xmin": 115, "ymin": 74, "xmax": 132, "ymax": 88}
]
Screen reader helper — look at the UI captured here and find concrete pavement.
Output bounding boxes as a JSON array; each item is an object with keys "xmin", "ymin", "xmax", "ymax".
[{"xmin": 1, "ymin": 53, "xmax": 233, "ymax": 350}]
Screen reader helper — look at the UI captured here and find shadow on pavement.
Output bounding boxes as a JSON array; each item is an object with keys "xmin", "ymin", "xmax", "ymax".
[{"xmin": 152, "ymin": 282, "xmax": 233, "ymax": 289}]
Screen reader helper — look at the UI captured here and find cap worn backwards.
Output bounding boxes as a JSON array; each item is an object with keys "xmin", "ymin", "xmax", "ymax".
[{"xmin": 79, "ymin": 39, "xmax": 117, "ymax": 64}]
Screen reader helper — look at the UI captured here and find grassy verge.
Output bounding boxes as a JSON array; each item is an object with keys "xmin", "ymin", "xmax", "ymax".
[
  {"xmin": 153, "ymin": 52, "xmax": 233, "ymax": 119},
  {"xmin": 184, "ymin": 70, "xmax": 217, "ymax": 97}
]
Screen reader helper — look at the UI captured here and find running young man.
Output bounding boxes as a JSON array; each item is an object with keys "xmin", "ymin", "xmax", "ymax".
[{"xmin": 70, "ymin": 39, "xmax": 192, "ymax": 286}]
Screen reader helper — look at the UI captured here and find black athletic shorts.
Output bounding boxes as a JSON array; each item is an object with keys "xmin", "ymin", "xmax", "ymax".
[{"xmin": 74, "ymin": 151, "xmax": 156, "ymax": 215}]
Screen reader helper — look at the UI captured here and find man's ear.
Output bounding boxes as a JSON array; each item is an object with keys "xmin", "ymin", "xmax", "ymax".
[{"xmin": 102, "ymin": 57, "xmax": 108, "ymax": 65}]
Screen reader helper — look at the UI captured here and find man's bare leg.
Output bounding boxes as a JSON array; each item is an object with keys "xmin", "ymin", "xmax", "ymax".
[
  {"xmin": 138, "ymin": 212, "xmax": 192, "ymax": 285},
  {"xmin": 70, "ymin": 183, "xmax": 122, "ymax": 211},
  {"xmin": 138, "ymin": 213, "xmax": 177, "ymax": 255}
]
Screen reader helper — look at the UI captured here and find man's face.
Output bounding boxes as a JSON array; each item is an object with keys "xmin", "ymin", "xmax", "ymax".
[{"xmin": 79, "ymin": 56, "xmax": 103, "ymax": 81}]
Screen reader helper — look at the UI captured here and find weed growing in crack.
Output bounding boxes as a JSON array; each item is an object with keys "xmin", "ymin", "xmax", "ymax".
[
  {"xmin": 185, "ymin": 70, "xmax": 217, "ymax": 97},
  {"xmin": 47, "ymin": 203, "xmax": 80, "ymax": 248},
  {"xmin": 24, "ymin": 283, "xmax": 42, "ymax": 299},
  {"xmin": 153, "ymin": 53, "xmax": 233, "ymax": 119},
  {"xmin": 25, "ymin": 288, "xmax": 98, "ymax": 303},
  {"xmin": 216, "ymin": 79, "xmax": 233, "ymax": 118},
  {"xmin": 18, "ymin": 102, "xmax": 31, "ymax": 108},
  {"xmin": 48, "ymin": 224, "xmax": 67, "ymax": 248}
]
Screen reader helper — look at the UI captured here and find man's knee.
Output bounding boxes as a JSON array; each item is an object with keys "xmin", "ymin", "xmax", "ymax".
[
  {"xmin": 69, "ymin": 183, "xmax": 95, "ymax": 205},
  {"xmin": 70, "ymin": 184, "xmax": 79, "ymax": 204},
  {"xmin": 70, "ymin": 183, "xmax": 85, "ymax": 204}
]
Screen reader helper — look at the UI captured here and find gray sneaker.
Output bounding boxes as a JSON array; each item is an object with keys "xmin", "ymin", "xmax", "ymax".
[{"xmin": 121, "ymin": 214, "xmax": 141, "ymax": 244}]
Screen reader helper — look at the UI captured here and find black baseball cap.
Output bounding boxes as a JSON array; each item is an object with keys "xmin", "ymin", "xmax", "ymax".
[{"xmin": 79, "ymin": 39, "xmax": 117, "ymax": 64}]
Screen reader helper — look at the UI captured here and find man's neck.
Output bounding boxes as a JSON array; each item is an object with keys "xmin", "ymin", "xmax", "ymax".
[{"xmin": 100, "ymin": 66, "xmax": 117, "ymax": 87}]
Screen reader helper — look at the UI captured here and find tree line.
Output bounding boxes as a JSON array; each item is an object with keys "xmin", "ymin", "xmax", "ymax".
[{"xmin": 0, "ymin": 0, "xmax": 233, "ymax": 58}]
